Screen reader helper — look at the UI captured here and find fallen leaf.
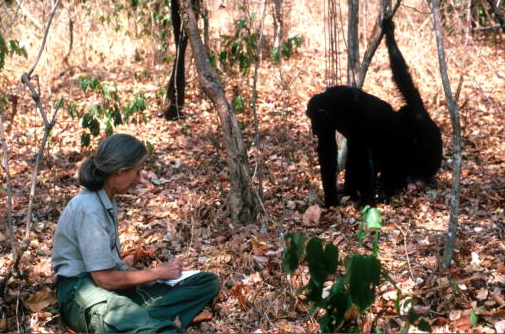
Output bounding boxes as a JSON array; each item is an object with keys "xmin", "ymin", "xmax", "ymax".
[
  {"xmin": 449, "ymin": 309, "xmax": 461, "ymax": 321},
  {"xmin": 495, "ymin": 320, "xmax": 505, "ymax": 333},
  {"xmin": 414, "ymin": 304, "xmax": 430, "ymax": 315},
  {"xmin": 190, "ymin": 310, "xmax": 213, "ymax": 324},
  {"xmin": 453, "ymin": 315, "xmax": 472, "ymax": 332},
  {"xmin": 476, "ymin": 287, "xmax": 488, "ymax": 300},
  {"xmin": 302, "ymin": 205, "xmax": 321, "ymax": 226},
  {"xmin": 22, "ymin": 290, "xmax": 57, "ymax": 312},
  {"xmin": 252, "ymin": 255, "xmax": 268, "ymax": 268}
]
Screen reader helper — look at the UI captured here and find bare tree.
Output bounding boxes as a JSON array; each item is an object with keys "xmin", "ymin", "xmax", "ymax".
[
  {"xmin": 431, "ymin": 0, "xmax": 463, "ymax": 268},
  {"xmin": 177, "ymin": 0, "xmax": 258, "ymax": 224},
  {"xmin": 0, "ymin": 0, "xmax": 61, "ymax": 311}
]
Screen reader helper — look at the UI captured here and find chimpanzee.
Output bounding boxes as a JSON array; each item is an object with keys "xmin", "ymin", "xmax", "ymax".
[
  {"xmin": 307, "ymin": 86, "xmax": 408, "ymax": 207},
  {"xmin": 307, "ymin": 18, "xmax": 442, "ymax": 207},
  {"xmin": 383, "ymin": 18, "xmax": 443, "ymax": 189}
]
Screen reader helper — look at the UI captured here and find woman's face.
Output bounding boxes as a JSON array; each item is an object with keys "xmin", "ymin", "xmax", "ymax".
[
  {"xmin": 117, "ymin": 164, "xmax": 144, "ymax": 192},
  {"xmin": 106, "ymin": 163, "xmax": 144, "ymax": 197}
]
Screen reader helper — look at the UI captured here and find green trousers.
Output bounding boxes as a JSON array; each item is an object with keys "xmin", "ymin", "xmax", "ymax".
[{"xmin": 57, "ymin": 272, "xmax": 220, "ymax": 333}]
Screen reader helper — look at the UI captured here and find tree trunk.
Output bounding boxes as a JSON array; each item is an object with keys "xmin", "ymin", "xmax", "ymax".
[
  {"xmin": 177, "ymin": 0, "xmax": 257, "ymax": 224},
  {"xmin": 432, "ymin": 0, "xmax": 463, "ymax": 268},
  {"xmin": 356, "ymin": 0, "xmax": 401, "ymax": 89},
  {"xmin": 346, "ymin": 0, "xmax": 359, "ymax": 86},
  {"xmin": 164, "ymin": 0, "xmax": 190, "ymax": 120}
]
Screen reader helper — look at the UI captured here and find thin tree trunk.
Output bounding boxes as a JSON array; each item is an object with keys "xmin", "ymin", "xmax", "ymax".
[
  {"xmin": 346, "ymin": 0, "xmax": 359, "ymax": 86},
  {"xmin": 356, "ymin": 0, "xmax": 401, "ymax": 89},
  {"xmin": 432, "ymin": 0, "xmax": 463, "ymax": 268},
  {"xmin": 251, "ymin": 0, "xmax": 269, "ymax": 202},
  {"xmin": 177, "ymin": 0, "xmax": 257, "ymax": 224}
]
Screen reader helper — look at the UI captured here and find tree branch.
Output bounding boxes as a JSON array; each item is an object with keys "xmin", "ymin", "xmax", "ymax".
[
  {"xmin": 356, "ymin": 0, "xmax": 402, "ymax": 89},
  {"xmin": 27, "ymin": 0, "xmax": 61, "ymax": 77}
]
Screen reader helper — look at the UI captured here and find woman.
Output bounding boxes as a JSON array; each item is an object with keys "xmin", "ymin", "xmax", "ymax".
[{"xmin": 52, "ymin": 134, "xmax": 220, "ymax": 333}]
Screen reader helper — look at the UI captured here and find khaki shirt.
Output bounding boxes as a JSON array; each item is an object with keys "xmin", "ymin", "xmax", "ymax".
[{"xmin": 52, "ymin": 188, "xmax": 127, "ymax": 280}]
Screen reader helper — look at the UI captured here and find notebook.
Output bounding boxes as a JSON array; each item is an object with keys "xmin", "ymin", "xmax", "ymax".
[{"xmin": 158, "ymin": 270, "xmax": 201, "ymax": 286}]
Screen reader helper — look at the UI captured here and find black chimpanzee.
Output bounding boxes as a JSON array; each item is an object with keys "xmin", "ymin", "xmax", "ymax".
[
  {"xmin": 383, "ymin": 18, "xmax": 443, "ymax": 189},
  {"xmin": 306, "ymin": 18, "xmax": 442, "ymax": 207},
  {"xmin": 307, "ymin": 86, "xmax": 408, "ymax": 207}
]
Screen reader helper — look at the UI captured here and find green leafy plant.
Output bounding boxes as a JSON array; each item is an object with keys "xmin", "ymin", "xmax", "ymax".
[
  {"xmin": 271, "ymin": 35, "xmax": 302, "ymax": 64},
  {"xmin": 219, "ymin": 17, "xmax": 259, "ymax": 75},
  {"xmin": 283, "ymin": 207, "xmax": 432, "ymax": 333},
  {"xmin": 232, "ymin": 94, "xmax": 245, "ymax": 113},
  {"xmin": 0, "ymin": 34, "xmax": 27, "ymax": 70},
  {"xmin": 0, "ymin": 30, "xmax": 27, "ymax": 109},
  {"xmin": 218, "ymin": 18, "xmax": 303, "ymax": 75},
  {"xmin": 66, "ymin": 75, "xmax": 148, "ymax": 146}
]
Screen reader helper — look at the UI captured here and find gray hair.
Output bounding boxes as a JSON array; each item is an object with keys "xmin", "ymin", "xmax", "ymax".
[{"xmin": 79, "ymin": 134, "xmax": 148, "ymax": 191}]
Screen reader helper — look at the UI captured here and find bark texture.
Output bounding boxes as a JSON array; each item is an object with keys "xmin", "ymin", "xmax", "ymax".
[{"xmin": 177, "ymin": 0, "xmax": 257, "ymax": 224}]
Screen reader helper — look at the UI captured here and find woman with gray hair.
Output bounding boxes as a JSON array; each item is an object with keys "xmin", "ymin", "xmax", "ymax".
[{"xmin": 52, "ymin": 133, "xmax": 220, "ymax": 333}]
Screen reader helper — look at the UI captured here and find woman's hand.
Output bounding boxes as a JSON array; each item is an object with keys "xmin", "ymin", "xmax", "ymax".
[
  {"xmin": 91, "ymin": 259, "xmax": 183, "ymax": 290},
  {"xmin": 156, "ymin": 259, "xmax": 183, "ymax": 280}
]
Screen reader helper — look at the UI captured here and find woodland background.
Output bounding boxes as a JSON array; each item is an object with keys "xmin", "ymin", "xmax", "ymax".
[{"xmin": 0, "ymin": 0, "xmax": 504, "ymax": 332}]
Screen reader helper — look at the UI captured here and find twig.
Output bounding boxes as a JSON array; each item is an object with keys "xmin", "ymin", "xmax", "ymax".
[
  {"xmin": 247, "ymin": 301, "xmax": 275, "ymax": 329},
  {"xmin": 27, "ymin": 0, "xmax": 61, "ymax": 77},
  {"xmin": 413, "ymin": 269, "xmax": 505, "ymax": 296},
  {"xmin": 393, "ymin": 222, "xmax": 416, "ymax": 282},
  {"xmin": 0, "ymin": 108, "xmax": 16, "ymax": 261},
  {"xmin": 15, "ymin": 282, "xmax": 24, "ymax": 333},
  {"xmin": 1, "ymin": 0, "xmax": 25, "ymax": 35}
]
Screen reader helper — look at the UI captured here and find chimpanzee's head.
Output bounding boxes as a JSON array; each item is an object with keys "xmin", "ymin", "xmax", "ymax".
[{"xmin": 306, "ymin": 92, "xmax": 333, "ymax": 136}]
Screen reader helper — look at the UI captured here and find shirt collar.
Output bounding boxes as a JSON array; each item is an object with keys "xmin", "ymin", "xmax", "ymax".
[{"xmin": 97, "ymin": 188, "xmax": 115, "ymax": 212}]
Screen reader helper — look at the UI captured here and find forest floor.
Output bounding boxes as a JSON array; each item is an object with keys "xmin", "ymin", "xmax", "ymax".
[{"xmin": 1, "ymin": 2, "xmax": 504, "ymax": 333}]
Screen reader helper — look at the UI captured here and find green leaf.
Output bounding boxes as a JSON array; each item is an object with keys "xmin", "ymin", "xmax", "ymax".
[
  {"xmin": 81, "ymin": 133, "xmax": 90, "ymax": 147},
  {"xmin": 323, "ymin": 242, "xmax": 338, "ymax": 276},
  {"xmin": 348, "ymin": 254, "xmax": 381, "ymax": 312},
  {"xmin": 319, "ymin": 314, "xmax": 331, "ymax": 333},
  {"xmin": 470, "ymin": 309, "xmax": 478, "ymax": 326},
  {"xmin": 304, "ymin": 278, "xmax": 323, "ymax": 303},
  {"xmin": 306, "ymin": 237, "xmax": 329, "ymax": 287},
  {"xmin": 89, "ymin": 118, "xmax": 100, "ymax": 136},
  {"xmin": 237, "ymin": 18, "xmax": 246, "ymax": 30},
  {"xmin": 233, "ymin": 94, "xmax": 244, "ymax": 112},
  {"xmin": 325, "ymin": 280, "xmax": 351, "ymax": 331},
  {"xmin": 0, "ymin": 33, "xmax": 8, "ymax": 69},
  {"xmin": 407, "ymin": 306, "xmax": 420, "ymax": 324},
  {"xmin": 356, "ymin": 228, "xmax": 369, "ymax": 246},
  {"xmin": 282, "ymin": 232, "xmax": 306, "ymax": 274},
  {"xmin": 82, "ymin": 113, "xmax": 92, "ymax": 127},
  {"xmin": 105, "ymin": 123, "xmax": 113, "ymax": 136},
  {"xmin": 364, "ymin": 207, "xmax": 382, "ymax": 230},
  {"xmin": 417, "ymin": 319, "xmax": 432, "ymax": 332}
]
